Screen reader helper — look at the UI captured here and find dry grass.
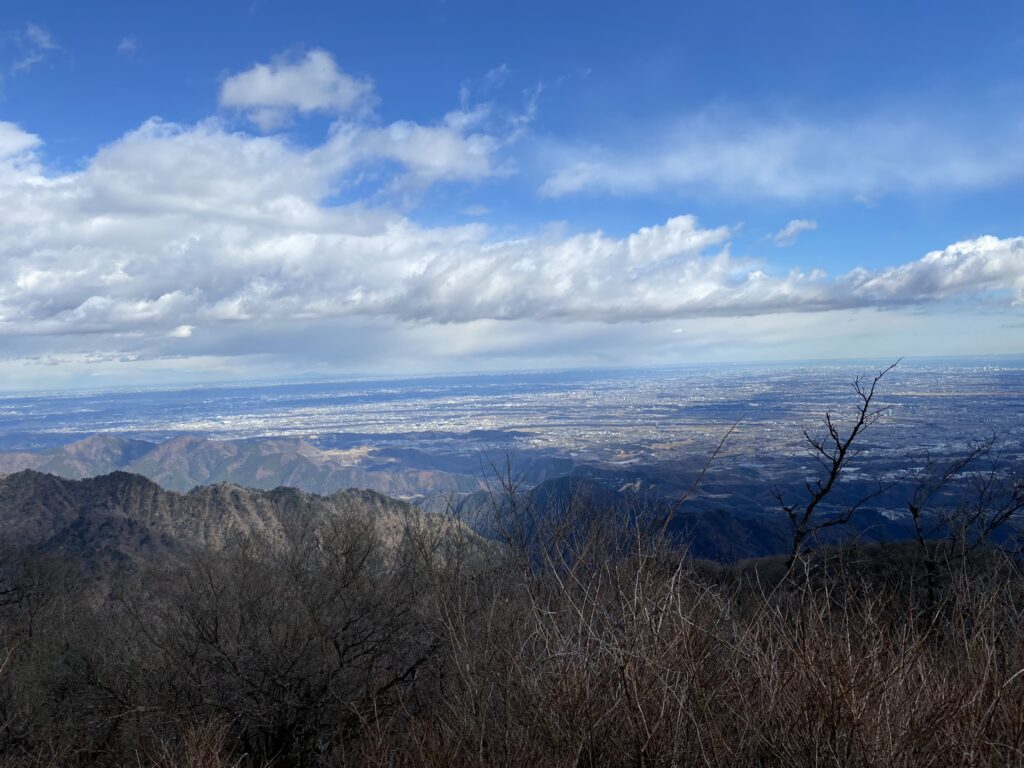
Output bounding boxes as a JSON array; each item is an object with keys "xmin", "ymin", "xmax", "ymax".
[
  {"xmin": 385, "ymin": 540, "xmax": 1024, "ymax": 768},
  {"xmin": 0, "ymin": 503, "xmax": 1022, "ymax": 767}
]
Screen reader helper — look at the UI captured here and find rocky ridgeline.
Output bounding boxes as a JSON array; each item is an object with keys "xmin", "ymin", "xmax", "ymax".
[{"xmin": 0, "ymin": 468, "xmax": 430, "ymax": 570}]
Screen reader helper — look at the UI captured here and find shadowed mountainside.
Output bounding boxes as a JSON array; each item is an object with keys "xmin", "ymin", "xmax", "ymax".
[
  {"xmin": 453, "ymin": 474, "xmax": 920, "ymax": 561},
  {"xmin": 0, "ymin": 432, "xmax": 991, "ymax": 566},
  {"xmin": 0, "ymin": 468, "xmax": 429, "ymax": 571}
]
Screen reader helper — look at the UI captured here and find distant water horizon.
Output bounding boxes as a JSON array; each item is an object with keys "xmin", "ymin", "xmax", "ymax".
[{"xmin": 3, "ymin": 352, "xmax": 1023, "ymax": 398}]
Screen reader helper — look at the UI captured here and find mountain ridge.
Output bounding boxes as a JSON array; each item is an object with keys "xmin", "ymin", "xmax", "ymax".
[
  {"xmin": 0, "ymin": 468, "xmax": 430, "ymax": 571},
  {"xmin": 0, "ymin": 433, "xmax": 487, "ymax": 498}
]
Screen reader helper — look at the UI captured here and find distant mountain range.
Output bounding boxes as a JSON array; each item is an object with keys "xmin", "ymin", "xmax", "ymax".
[
  {"xmin": 0, "ymin": 466, "xmax": 922, "ymax": 577},
  {"xmin": 0, "ymin": 466, "xmax": 929, "ymax": 581},
  {"xmin": 0, "ymin": 434, "xmax": 488, "ymax": 499},
  {"xmin": 0, "ymin": 434, "xmax": 935, "ymax": 567}
]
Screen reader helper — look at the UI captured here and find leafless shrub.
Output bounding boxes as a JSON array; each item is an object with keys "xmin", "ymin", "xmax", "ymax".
[
  {"xmin": 774, "ymin": 360, "xmax": 901, "ymax": 565},
  {"xmin": 142, "ymin": 720, "xmax": 265, "ymax": 768}
]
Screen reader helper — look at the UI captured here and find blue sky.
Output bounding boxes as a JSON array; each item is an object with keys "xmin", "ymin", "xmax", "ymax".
[{"xmin": 0, "ymin": 0, "xmax": 1022, "ymax": 389}]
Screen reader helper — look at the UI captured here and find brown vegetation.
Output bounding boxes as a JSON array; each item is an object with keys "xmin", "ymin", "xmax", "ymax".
[{"xmin": 0, "ymin": 486, "xmax": 1021, "ymax": 767}]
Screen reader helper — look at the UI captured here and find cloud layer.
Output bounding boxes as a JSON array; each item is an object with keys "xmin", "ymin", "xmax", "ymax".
[
  {"xmin": 1, "ymin": 115, "xmax": 1021, "ymax": 338},
  {"xmin": 0, "ymin": 50, "xmax": 1021, "ymax": 384}
]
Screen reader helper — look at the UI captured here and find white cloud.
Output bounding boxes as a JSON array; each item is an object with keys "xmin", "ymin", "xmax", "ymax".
[
  {"xmin": 0, "ymin": 122, "xmax": 41, "ymax": 158},
  {"xmin": 220, "ymin": 49, "xmax": 372, "ymax": 129},
  {"xmin": 539, "ymin": 110, "xmax": 1024, "ymax": 200},
  {"xmin": 842, "ymin": 236, "xmax": 1024, "ymax": 306},
  {"xmin": 213, "ymin": 51, "xmax": 506, "ymax": 187},
  {"xmin": 0, "ymin": 117, "xmax": 1021, "ymax": 347},
  {"xmin": 771, "ymin": 219, "xmax": 817, "ymax": 246},
  {"xmin": 0, "ymin": 73, "xmax": 1021, "ymax": 383}
]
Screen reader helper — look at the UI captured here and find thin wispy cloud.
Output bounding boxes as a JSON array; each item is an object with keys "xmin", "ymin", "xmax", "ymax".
[
  {"xmin": 117, "ymin": 37, "xmax": 139, "ymax": 56},
  {"xmin": 539, "ymin": 110, "xmax": 1024, "ymax": 201},
  {"xmin": 771, "ymin": 219, "xmax": 817, "ymax": 246},
  {"xmin": 23, "ymin": 23, "xmax": 56, "ymax": 51},
  {"xmin": 484, "ymin": 63, "xmax": 511, "ymax": 87},
  {"xmin": 10, "ymin": 23, "xmax": 59, "ymax": 74}
]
